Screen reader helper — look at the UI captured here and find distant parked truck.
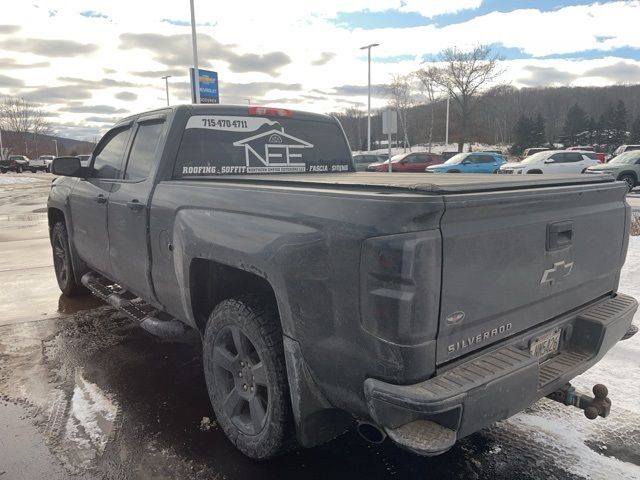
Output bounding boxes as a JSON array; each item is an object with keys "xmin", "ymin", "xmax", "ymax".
[
  {"xmin": 0, "ymin": 155, "xmax": 30, "ymax": 173},
  {"xmin": 39, "ymin": 155, "xmax": 56, "ymax": 172}
]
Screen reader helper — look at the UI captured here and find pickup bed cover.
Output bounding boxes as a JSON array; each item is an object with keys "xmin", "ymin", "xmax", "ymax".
[{"xmin": 203, "ymin": 172, "xmax": 614, "ymax": 194}]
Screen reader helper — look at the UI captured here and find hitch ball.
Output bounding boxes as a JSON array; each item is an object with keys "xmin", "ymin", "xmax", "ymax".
[{"xmin": 547, "ymin": 383, "xmax": 611, "ymax": 419}]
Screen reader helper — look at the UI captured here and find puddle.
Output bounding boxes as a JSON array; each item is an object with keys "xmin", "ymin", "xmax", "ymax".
[{"xmin": 58, "ymin": 294, "xmax": 104, "ymax": 314}]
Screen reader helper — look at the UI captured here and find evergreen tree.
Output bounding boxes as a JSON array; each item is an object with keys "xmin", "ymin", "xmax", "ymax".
[
  {"xmin": 630, "ymin": 116, "xmax": 640, "ymax": 144},
  {"xmin": 511, "ymin": 115, "xmax": 536, "ymax": 155},
  {"xmin": 563, "ymin": 103, "xmax": 588, "ymax": 145},
  {"xmin": 612, "ymin": 100, "xmax": 628, "ymax": 145},
  {"xmin": 533, "ymin": 113, "xmax": 546, "ymax": 146}
]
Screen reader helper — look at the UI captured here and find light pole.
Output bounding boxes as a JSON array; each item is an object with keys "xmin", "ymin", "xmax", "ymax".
[
  {"xmin": 53, "ymin": 139, "xmax": 58, "ymax": 157},
  {"xmin": 360, "ymin": 43, "xmax": 379, "ymax": 152},
  {"xmin": 0, "ymin": 127, "xmax": 3, "ymax": 160},
  {"xmin": 162, "ymin": 75, "xmax": 172, "ymax": 106},
  {"xmin": 190, "ymin": 0, "xmax": 200, "ymax": 104},
  {"xmin": 445, "ymin": 96, "xmax": 450, "ymax": 146}
]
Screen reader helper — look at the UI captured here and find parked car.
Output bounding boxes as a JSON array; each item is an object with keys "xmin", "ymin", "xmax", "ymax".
[
  {"xmin": 585, "ymin": 150, "xmax": 640, "ymax": 191},
  {"xmin": 39, "ymin": 155, "xmax": 56, "ymax": 172},
  {"xmin": 426, "ymin": 152, "xmax": 505, "ymax": 173},
  {"xmin": 441, "ymin": 151, "xmax": 459, "ymax": 160},
  {"xmin": 352, "ymin": 153, "xmax": 386, "ymax": 172},
  {"xmin": 0, "ymin": 155, "xmax": 30, "ymax": 173},
  {"xmin": 48, "ymin": 104, "xmax": 637, "ymax": 460},
  {"xmin": 368, "ymin": 152, "xmax": 443, "ymax": 172},
  {"xmin": 499, "ymin": 150, "xmax": 599, "ymax": 175},
  {"xmin": 566, "ymin": 146, "xmax": 605, "ymax": 163},
  {"xmin": 523, "ymin": 147, "xmax": 549, "ymax": 157},
  {"xmin": 609, "ymin": 145, "xmax": 640, "ymax": 162}
]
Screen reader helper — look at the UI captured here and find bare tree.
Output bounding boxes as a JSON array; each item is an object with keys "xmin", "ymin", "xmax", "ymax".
[
  {"xmin": 0, "ymin": 97, "xmax": 51, "ymax": 156},
  {"xmin": 420, "ymin": 45, "xmax": 503, "ymax": 151},
  {"xmin": 415, "ymin": 67, "xmax": 444, "ymax": 152},
  {"xmin": 344, "ymin": 106, "xmax": 364, "ymax": 151},
  {"xmin": 385, "ymin": 74, "xmax": 415, "ymax": 152}
]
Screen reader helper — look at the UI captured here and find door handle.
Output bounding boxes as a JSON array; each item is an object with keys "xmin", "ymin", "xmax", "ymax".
[
  {"xmin": 126, "ymin": 199, "xmax": 145, "ymax": 211},
  {"xmin": 95, "ymin": 194, "xmax": 107, "ymax": 204}
]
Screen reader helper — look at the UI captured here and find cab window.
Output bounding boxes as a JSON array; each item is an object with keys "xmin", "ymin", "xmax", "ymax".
[{"xmin": 92, "ymin": 127, "xmax": 131, "ymax": 179}]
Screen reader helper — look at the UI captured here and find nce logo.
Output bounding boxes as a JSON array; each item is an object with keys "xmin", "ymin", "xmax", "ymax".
[{"xmin": 233, "ymin": 129, "xmax": 313, "ymax": 167}]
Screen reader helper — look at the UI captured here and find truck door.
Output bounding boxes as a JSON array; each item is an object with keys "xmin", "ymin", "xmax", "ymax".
[
  {"xmin": 107, "ymin": 114, "xmax": 168, "ymax": 300},
  {"xmin": 68, "ymin": 125, "xmax": 132, "ymax": 275}
]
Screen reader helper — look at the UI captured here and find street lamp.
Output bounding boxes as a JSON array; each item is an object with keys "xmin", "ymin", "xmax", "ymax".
[
  {"xmin": 53, "ymin": 139, "xmax": 58, "ymax": 157},
  {"xmin": 360, "ymin": 43, "xmax": 379, "ymax": 152},
  {"xmin": 190, "ymin": 0, "xmax": 200, "ymax": 104},
  {"xmin": 162, "ymin": 75, "xmax": 172, "ymax": 106}
]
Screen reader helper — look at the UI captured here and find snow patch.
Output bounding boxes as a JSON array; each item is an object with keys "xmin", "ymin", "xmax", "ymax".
[{"xmin": 0, "ymin": 176, "xmax": 41, "ymax": 185}]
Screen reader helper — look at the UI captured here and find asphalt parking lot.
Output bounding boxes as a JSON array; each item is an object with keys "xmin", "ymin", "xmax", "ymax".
[{"xmin": 0, "ymin": 173, "xmax": 638, "ymax": 480}]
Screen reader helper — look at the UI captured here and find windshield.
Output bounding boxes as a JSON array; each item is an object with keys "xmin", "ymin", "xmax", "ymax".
[
  {"xmin": 444, "ymin": 153, "xmax": 468, "ymax": 165},
  {"xmin": 609, "ymin": 151, "xmax": 640, "ymax": 165},
  {"xmin": 521, "ymin": 151, "xmax": 552, "ymax": 165}
]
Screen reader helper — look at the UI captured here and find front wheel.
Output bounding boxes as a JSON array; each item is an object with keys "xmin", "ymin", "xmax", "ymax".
[
  {"xmin": 51, "ymin": 222, "xmax": 85, "ymax": 296},
  {"xmin": 619, "ymin": 174, "xmax": 636, "ymax": 192},
  {"xmin": 203, "ymin": 294, "xmax": 294, "ymax": 460}
]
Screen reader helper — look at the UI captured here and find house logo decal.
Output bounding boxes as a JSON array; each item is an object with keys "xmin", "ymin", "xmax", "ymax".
[{"xmin": 233, "ymin": 129, "xmax": 314, "ymax": 167}]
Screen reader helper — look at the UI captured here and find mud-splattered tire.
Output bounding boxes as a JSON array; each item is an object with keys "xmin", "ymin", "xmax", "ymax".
[
  {"xmin": 51, "ymin": 222, "xmax": 85, "ymax": 296},
  {"xmin": 203, "ymin": 294, "xmax": 294, "ymax": 460}
]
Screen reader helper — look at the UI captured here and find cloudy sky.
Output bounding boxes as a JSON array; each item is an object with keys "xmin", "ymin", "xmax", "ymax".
[{"xmin": 1, "ymin": 0, "xmax": 639, "ymax": 139}]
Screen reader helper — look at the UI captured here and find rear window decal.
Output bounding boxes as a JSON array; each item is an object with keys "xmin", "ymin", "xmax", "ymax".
[
  {"xmin": 186, "ymin": 115, "xmax": 279, "ymax": 133},
  {"xmin": 233, "ymin": 129, "xmax": 313, "ymax": 172}
]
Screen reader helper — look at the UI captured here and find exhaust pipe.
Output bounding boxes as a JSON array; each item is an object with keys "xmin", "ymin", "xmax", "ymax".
[{"xmin": 357, "ymin": 421, "xmax": 387, "ymax": 444}]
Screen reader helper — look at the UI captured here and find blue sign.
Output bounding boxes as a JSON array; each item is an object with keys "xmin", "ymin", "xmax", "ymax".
[{"xmin": 190, "ymin": 68, "xmax": 219, "ymax": 104}]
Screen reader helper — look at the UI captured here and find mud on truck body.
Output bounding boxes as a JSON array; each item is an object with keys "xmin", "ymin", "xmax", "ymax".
[{"xmin": 47, "ymin": 105, "xmax": 638, "ymax": 459}]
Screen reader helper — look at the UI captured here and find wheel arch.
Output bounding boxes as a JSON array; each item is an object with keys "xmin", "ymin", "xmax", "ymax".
[
  {"xmin": 617, "ymin": 170, "xmax": 638, "ymax": 183},
  {"xmin": 189, "ymin": 258, "xmax": 279, "ymax": 335}
]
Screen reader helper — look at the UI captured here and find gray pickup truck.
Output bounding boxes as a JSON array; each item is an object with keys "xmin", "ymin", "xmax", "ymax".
[{"xmin": 48, "ymin": 105, "xmax": 637, "ymax": 460}]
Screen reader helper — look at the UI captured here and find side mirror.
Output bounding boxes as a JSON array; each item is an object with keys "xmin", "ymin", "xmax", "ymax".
[
  {"xmin": 51, "ymin": 156, "xmax": 83, "ymax": 177},
  {"xmin": 462, "ymin": 159, "xmax": 471, "ymax": 164},
  {"xmin": 544, "ymin": 159, "xmax": 555, "ymax": 164}
]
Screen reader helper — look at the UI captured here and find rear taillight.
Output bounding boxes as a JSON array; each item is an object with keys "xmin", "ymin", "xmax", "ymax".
[{"xmin": 248, "ymin": 106, "xmax": 292, "ymax": 117}]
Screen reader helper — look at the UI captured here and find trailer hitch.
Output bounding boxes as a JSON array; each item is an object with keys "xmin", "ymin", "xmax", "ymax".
[{"xmin": 547, "ymin": 383, "xmax": 611, "ymax": 419}]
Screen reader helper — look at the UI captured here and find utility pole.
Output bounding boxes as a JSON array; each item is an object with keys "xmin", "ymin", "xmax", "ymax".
[
  {"xmin": 190, "ymin": 0, "xmax": 201, "ymax": 104},
  {"xmin": 53, "ymin": 139, "xmax": 58, "ymax": 157},
  {"xmin": 162, "ymin": 75, "xmax": 172, "ymax": 106},
  {"xmin": 360, "ymin": 43, "xmax": 379, "ymax": 152},
  {"xmin": 0, "ymin": 127, "xmax": 3, "ymax": 160}
]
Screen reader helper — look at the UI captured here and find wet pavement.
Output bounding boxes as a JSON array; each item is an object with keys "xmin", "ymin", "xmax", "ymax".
[{"xmin": 0, "ymin": 173, "xmax": 639, "ymax": 480}]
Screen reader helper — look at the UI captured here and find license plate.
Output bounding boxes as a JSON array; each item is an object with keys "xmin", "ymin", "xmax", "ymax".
[{"xmin": 530, "ymin": 328, "xmax": 561, "ymax": 360}]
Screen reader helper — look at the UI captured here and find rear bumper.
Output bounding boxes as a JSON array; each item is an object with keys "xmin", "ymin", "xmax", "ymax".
[{"xmin": 364, "ymin": 293, "xmax": 637, "ymax": 454}]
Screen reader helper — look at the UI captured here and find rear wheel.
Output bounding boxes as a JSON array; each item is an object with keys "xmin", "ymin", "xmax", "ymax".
[
  {"xmin": 203, "ymin": 294, "xmax": 294, "ymax": 459},
  {"xmin": 51, "ymin": 222, "xmax": 85, "ymax": 296},
  {"xmin": 619, "ymin": 174, "xmax": 636, "ymax": 192}
]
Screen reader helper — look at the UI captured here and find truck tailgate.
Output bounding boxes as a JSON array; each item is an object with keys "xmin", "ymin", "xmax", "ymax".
[{"xmin": 437, "ymin": 181, "xmax": 629, "ymax": 364}]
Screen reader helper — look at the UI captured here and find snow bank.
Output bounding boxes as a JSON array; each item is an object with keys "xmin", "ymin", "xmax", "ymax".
[{"xmin": 0, "ymin": 176, "xmax": 41, "ymax": 186}]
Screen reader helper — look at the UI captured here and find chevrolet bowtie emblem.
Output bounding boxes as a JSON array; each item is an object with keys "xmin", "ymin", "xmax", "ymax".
[{"xmin": 540, "ymin": 260, "xmax": 574, "ymax": 285}]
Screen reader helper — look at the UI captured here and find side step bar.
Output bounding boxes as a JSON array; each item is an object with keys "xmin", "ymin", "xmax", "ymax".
[{"xmin": 81, "ymin": 272, "xmax": 187, "ymax": 337}]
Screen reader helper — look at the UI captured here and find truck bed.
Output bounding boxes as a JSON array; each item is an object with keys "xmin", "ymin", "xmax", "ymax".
[{"xmin": 209, "ymin": 172, "xmax": 614, "ymax": 194}]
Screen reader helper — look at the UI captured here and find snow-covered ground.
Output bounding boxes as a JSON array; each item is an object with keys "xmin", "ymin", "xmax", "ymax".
[
  {"xmin": 497, "ymin": 235, "xmax": 640, "ymax": 479},
  {"xmin": 0, "ymin": 175, "xmax": 42, "ymax": 185}
]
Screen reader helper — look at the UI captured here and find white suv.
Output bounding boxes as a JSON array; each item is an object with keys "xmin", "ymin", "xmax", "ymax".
[{"xmin": 500, "ymin": 150, "xmax": 599, "ymax": 175}]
